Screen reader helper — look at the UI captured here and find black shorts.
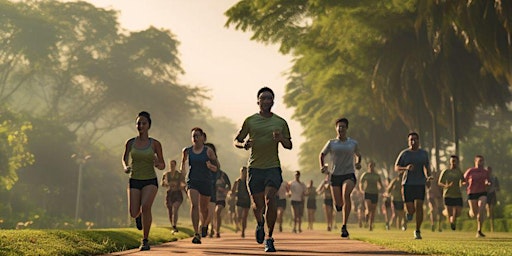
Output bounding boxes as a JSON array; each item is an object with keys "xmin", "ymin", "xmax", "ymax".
[
  {"xmin": 129, "ymin": 178, "xmax": 158, "ymax": 190},
  {"xmin": 487, "ymin": 192, "xmax": 497, "ymax": 205},
  {"xmin": 393, "ymin": 201, "xmax": 404, "ymax": 210},
  {"xmin": 216, "ymin": 200, "xmax": 226, "ymax": 207},
  {"xmin": 364, "ymin": 193, "xmax": 379, "ymax": 204},
  {"xmin": 468, "ymin": 192, "xmax": 487, "ymax": 200},
  {"xmin": 276, "ymin": 198, "xmax": 287, "ymax": 209},
  {"xmin": 444, "ymin": 197, "xmax": 463, "ymax": 207},
  {"xmin": 330, "ymin": 173, "xmax": 356, "ymax": 187},
  {"xmin": 403, "ymin": 185, "xmax": 425, "ymax": 202},
  {"xmin": 166, "ymin": 190, "xmax": 183, "ymax": 205},
  {"xmin": 187, "ymin": 180, "xmax": 212, "ymax": 197},
  {"xmin": 248, "ymin": 167, "xmax": 283, "ymax": 195},
  {"xmin": 236, "ymin": 200, "xmax": 251, "ymax": 209},
  {"xmin": 324, "ymin": 198, "xmax": 333, "ymax": 206}
]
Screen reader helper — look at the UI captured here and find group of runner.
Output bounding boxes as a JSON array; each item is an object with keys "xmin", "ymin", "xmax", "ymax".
[{"xmin": 121, "ymin": 87, "xmax": 500, "ymax": 252}]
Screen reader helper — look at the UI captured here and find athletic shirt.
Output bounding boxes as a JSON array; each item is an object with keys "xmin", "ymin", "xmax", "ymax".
[
  {"xmin": 215, "ymin": 171, "xmax": 231, "ymax": 201},
  {"xmin": 438, "ymin": 168, "xmax": 463, "ymax": 198},
  {"xmin": 289, "ymin": 180, "xmax": 306, "ymax": 201},
  {"xmin": 129, "ymin": 138, "xmax": 156, "ymax": 180},
  {"xmin": 320, "ymin": 138, "xmax": 359, "ymax": 176},
  {"xmin": 388, "ymin": 177, "xmax": 403, "ymax": 202},
  {"xmin": 237, "ymin": 113, "xmax": 291, "ymax": 169},
  {"xmin": 395, "ymin": 148, "xmax": 430, "ymax": 185},
  {"xmin": 320, "ymin": 180, "xmax": 332, "ymax": 199},
  {"xmin": 464, "ymin": 167, "xmax": 489, "ymax": 194},
  {"xmin": 307, "ymin": 186, "xmax": 317, "ymax": 201},
  {"xmin": 186, "ymin": 146, "xmax": 211, "ymax": 184},
  {"xmin": 360, "ymin": 172, "xmax": 381, "ymax": 194},
  {"xmin": 164, "ymin": 171, "xmax": 184, "ymax": 192}
]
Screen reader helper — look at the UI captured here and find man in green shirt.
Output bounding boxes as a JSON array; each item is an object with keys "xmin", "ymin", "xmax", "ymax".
[
  {"xmin": 234, "ymin": 87, "xmax": 292, "ymax": 252},
  {"xmin": 438, "ymin": 155, "xmax": 464, "ymax": 230}
]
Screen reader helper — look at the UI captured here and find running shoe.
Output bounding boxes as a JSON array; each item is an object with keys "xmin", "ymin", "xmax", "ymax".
[
  {"xmin": 216, "ymin": 232, "xmax": 221, "ymax": 238},
  {"xmin": 414, "ymin": 230, "xmax": 422, "ymax": 239},
  {"xmin": 209, "ymin": 229, "xmax": 214, "ymax": 238},
  {"xmin": 406, "ymin": 213, "xmax": 413, "ymax": 222},
  {"xmin": 402, "ymin": 223, "xmax": 407, "ymax": 231},
  {"xmin": 255, "ymin": 218, "xmax": 265, "ymax": 244},
  {"xmin": 264, "ymin": 238, "xmax": 276, "ymax": 252},
  {"xmin": 135, "ymin": 216, "xmax": 142, "ymax": 230},
  {"xmin": 450, "ymin": 223, "xmax": 456, "ymax": 231},
  {"xmin": 172, "ymin": 226, "xmax": 179, "ymax": 234},
  {"xmin": 476, "ymin": 231, "xmax": 486, "ymax": 238},
  {"xmin": 201, "ymin": 226, "xmax": 208, "ymax": 237},
  {"xmin": 192, "ymin": 233, "xmax": 202, "ymax": 244},
  {"xmin": 341, "ymin": 226, "xmax": 349, "ymax": 238},
  {"xmin": 139, "ymin": 239, "xmax": 150, "ymax": 251}
]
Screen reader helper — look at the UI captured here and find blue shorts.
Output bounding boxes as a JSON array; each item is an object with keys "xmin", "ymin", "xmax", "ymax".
[
  {"xmin": 248, "ymin": 167, "xmax": 283, "ymax": 195},
  {"xmin": 187, "ymin": 180, "xmax": 212, "ymax": 197},
  {"xmin": 403, "ymin": 185, "xmax": 425, "ymax": 202},
  {"xmin": 129, "ymin": 178, "xmax": 158, "ymax": 190}
]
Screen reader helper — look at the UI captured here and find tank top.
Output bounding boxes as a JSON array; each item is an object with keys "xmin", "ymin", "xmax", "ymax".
[
  {"xmin": 186, "ymin": 146, "xmax": 211, "ymax": 184},
  {"xmin": 129, "ymin": 138, "xmax": 156, "ymax": 180},
  {"xmin": 165, "ymin": 171, "xmax": 183, "ymax": 191},
  {"xmin": 236, "ymin": 178, "xmax": 250, "ymax": 201}
]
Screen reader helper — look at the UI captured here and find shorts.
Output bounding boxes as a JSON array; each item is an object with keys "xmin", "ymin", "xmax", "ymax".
[
  {"xmin": 291, "ymin": 200, "xmax": 304, "ymax": 217},
  {"xmin": 468, "ymin": 192, "xmax": 487, "ymax": 200},
  {"xmin": 166, "ymin": 190, "xmax": 183, "ymax": 205},
  {"xmin": 276, "ymin": 198, "xmax": 287, "ymax": 209},
  {"xmin": 364, "ymin": 193, "xmax": 378, "ymax": 204},
  {"xmin": 187, "ymin": 180, "xmax": 212, "ymax": 197},
  {"xmin": 236, "ymin": 199, "xmax": 251, "ymax": 209},
  {"xmin": 248, "ymin": 167, "xmax": 283, "ymax": 195},
  {"xmin": 403, "ymin": 185, "xmax": 425, "ymax": 202},
  {"xmin": 487, "ymin": 192, "xmax": 497, "ymax": 205},
  {"xmin": 330, "ymin": 173, "xmax": 356, "ymax": 187},
  {"xmin": 307, "ymin": 199, "xmax": 317, "ymax": 210},
  {"xmin": 129, "ymin": 178, "xmax": 158, "ymax": 190},
  {"xmin": 216, "ymin": 200, "xmax": 226, "ymax": 207},
  {"xmin": 444, "ymin": 197, "xmax": 463, "ymax": 207},
  {"xmin": 324, "ymin": 198, "xmax": 333, "ymax": 207},
  {"xmin": 392, "ymin": 201, "xmax": 404, "ymax": 211}
]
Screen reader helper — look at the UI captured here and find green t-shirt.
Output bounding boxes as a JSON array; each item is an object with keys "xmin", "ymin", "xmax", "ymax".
[
  {"xmin": 438, "ymin": 168, "xmax": 464, "ymax": 198},
  {"xmin": 388, "ymin": 177, "xmax": 403, "ymax": 202},
  {"xmin": 360, "ymin": 172, "xmax": 381, "ymax": 194},
  {"xmin": 238, "ymin": 113, "xmax": 291, "ymax": 169}
]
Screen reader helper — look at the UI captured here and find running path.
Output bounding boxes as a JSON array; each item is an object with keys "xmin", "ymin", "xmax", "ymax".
[{"xmin": 105, "ymin": 230, "xmax": 414, "ymax": 255}]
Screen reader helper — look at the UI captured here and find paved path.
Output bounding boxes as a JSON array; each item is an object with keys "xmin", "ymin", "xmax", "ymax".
[{"xmin": 105, "ymin": 230, "xmax": 415, "ymax": 256}]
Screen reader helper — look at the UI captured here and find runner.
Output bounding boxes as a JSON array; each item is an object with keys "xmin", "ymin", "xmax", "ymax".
[
  {"xmin": 161, "ymin": 159, "xmax": 185, "ymax": 234},
  {"xmin": 438, "ymin": 155, "xmax": 464, "ymax": 231}
]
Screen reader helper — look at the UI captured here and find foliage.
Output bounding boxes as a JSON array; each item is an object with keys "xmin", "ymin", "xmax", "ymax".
[
  {"xmin": 0, "ymin": 108, "xmax": 34, "ymax": 191},
  {"xmin": 225, "ymin": 0, "xmax": 511, "ymax": 178}
]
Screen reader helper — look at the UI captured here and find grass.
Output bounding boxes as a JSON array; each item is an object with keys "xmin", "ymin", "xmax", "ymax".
[
  {"xmin": 350, "ymin": 226, "xmax": 512, "ymax": 256},
  {"xmin": 0, "ymin": 223, "xmax": 511, "ymax": 255},
  {"xmin": 0, "ymin": 227, "xmax": 193, "ymax": 256}
]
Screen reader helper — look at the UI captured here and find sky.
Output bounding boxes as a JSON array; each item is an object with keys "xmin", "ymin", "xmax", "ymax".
[{"xmin": 85, "ymin": 0, "xmax": 304, "ymax": 170}]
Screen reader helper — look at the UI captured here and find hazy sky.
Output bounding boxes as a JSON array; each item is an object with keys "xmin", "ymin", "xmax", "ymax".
[{"xmin": 86, "ymin": 0, "xmax": 304, "ymax": 170}]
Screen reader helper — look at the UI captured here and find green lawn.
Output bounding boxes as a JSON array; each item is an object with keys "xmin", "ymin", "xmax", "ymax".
[{"xmin": 0, "ymin": 223, "xmax": 511, "ymax": 255}]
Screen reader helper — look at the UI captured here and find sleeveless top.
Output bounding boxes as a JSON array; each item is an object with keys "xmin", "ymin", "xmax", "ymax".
[
  {"xmin": 129, "ymin": 138, "xmax": 156, "ymax": 180},
  {"xmin": 164, "ymin": 171, "xmax": 183, "ymax": 192},
  {"xmin": 186, "ymin": 146, "xmax": 211, "ymax": 184}
]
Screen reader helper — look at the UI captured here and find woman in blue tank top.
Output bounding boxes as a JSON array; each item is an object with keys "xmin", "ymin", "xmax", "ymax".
[
  {"xmin": 180, "ymin": 127, "xmax": 218, "ymax": 244},
  {"xmin": 122, "ymin": 111, "xmax": 165, "ymax": 251}
]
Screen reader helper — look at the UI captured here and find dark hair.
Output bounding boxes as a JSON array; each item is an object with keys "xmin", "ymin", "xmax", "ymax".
[
  {"xmin": 475, "ymin": 155, "xmax": 484, "ymax": 159},
  {"xmin": 335, "ymin": 118, "xmax": 349, "ymax": 128},
  {"xmin": 295, "ymin": 170, "xmax": 301, "ymax": 176},
  {"xmin": 191, "ymin": 127, "xmax": 204, "ymax": 136},
  {"xmin": 257, "ymin": 87, "xmax": 275, "ymax": 99},
  {"xmin": 137, "ymin": 111, "xmax": 151, "ymax": 128},
  {"xmin": 408, "ymin": 132, "xmax": 419, "ymax": 138},
  {"xmin": 450, "ymin": 155, "xmax": 459, "ymax": 160},
  {"xmin": 205, "ymin": 142, "xmax": 217, "ymax": 154}
]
